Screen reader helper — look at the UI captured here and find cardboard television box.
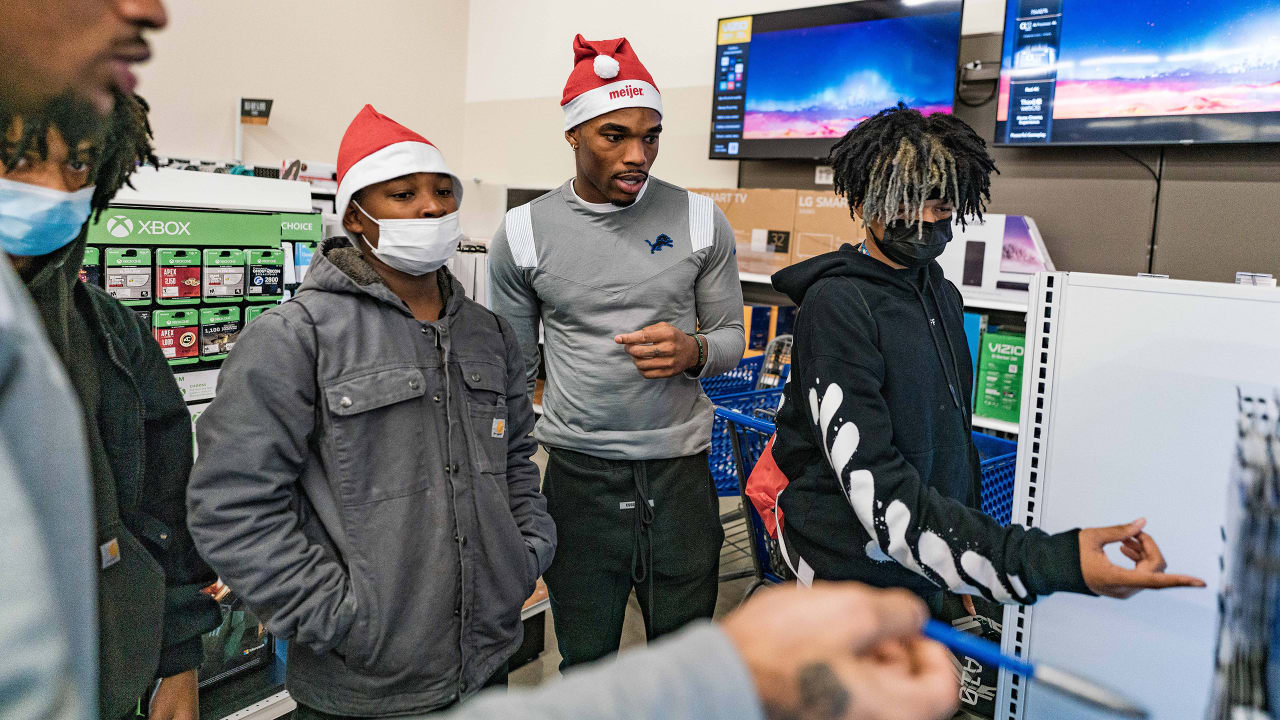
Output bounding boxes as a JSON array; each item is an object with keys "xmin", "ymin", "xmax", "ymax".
[
  {"xmin": 689, "ymin": 188, "xmax": 795, "ymax": 276},
  {"xmin": 792, "ymin": 190, "xmax": 859, "ymax": 263}
]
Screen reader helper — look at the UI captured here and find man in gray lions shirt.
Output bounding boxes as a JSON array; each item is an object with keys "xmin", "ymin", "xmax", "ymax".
[{"xmin": 489, "ymin": 34, "xmax": 744, "ymax": 668}]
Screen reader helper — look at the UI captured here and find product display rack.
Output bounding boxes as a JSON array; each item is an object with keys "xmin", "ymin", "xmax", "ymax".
[{"xmin": 85, "ymin": 169, "xmax": 316, "ymax": 720}]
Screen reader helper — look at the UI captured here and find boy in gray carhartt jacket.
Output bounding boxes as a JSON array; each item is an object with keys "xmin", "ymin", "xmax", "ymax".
[{"xmin": 188, "ymin": 106, "xmax": 555, "ymax": 719}]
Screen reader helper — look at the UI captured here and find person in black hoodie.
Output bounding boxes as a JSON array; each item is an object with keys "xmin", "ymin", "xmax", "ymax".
[{"xmin": 770, "ymin": 104, "xmax": 1204, "ymax": 608}]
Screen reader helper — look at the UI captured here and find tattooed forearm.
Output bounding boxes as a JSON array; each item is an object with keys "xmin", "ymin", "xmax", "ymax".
[{"xmin": 763, "ymin": 662, "xmax": 853, "ymax": 720}]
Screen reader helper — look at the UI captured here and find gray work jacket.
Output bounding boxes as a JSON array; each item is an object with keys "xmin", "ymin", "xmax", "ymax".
[{"xmin": 188, "ymin": 239, "xmax": 555, "ymax": 716}]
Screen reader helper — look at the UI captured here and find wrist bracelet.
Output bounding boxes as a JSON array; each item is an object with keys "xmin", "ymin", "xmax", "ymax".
[{"xmin": 692, "ymin": 333, "xmax": 706, "ymax": 368}]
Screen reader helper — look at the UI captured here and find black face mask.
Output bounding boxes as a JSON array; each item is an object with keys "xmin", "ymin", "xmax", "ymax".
[{"xmin": 875, "ymin": 218, "xmax": 954, "ymax": 268}]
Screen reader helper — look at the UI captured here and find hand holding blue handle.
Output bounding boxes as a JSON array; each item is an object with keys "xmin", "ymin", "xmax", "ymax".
[{"xmin": 922, "ymin": 619, "xmax": 1148, "ymax": 718}]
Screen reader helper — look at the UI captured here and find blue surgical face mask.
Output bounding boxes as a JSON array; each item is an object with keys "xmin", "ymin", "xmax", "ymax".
[{"xmin": 0, "ymin": 176, "xmax": 95, "ymax": 257}]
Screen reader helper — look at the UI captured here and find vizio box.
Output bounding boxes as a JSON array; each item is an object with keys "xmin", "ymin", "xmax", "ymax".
[{"xmin": 975, "ymin": 330, "xmax": 1024, "ymax": 424}]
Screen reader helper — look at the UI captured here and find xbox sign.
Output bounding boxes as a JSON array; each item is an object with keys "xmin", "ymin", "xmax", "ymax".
[
  {"xmin": 93, "ymin": 208, "xmax": 294, "ymax": 247},
  {"xmin": 106, "ymin": 215, "xmax": 134, "ymax": 238},
  {"xmin": 102, "ymin": 214, "xmax": 194, "ymax": 239}
]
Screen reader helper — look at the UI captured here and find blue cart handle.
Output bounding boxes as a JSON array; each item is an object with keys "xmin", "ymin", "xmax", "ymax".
[{"xmin": 714, "ymin": 406, "xmax": 778, "ymax": 434}]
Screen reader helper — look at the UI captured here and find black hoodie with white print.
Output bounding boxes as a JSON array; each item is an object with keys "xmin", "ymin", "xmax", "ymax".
[{"xmin": 770, "ymin": 244, "xmax": 1092, "ymax": 603}]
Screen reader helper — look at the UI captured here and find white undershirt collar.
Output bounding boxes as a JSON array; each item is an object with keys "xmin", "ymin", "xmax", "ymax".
[{"xmin": 568, "ymin": 176, "xmax": 649, "ymax": 214}]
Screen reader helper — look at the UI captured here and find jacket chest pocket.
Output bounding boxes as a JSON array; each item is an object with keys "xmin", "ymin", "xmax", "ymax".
[
  {"xmin": 324, "ymin": 367, "xmax": 429, "ymax": 505},
  {"xmin": 460, "ymin": 361, "xmax": 508, "ymax": 476}
]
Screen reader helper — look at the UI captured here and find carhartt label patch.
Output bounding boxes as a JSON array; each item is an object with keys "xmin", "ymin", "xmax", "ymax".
[
  {"xmin": 100, "ymin": 538, "xmax": 121, "ymax": 570},
  {"xmin": 491, "ymin": 418, "xmax": 505, "ymax": 438}
]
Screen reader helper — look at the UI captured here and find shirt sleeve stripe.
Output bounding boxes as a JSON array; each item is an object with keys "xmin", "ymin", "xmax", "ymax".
[
  {"xmin": 504, "ymin": 204, "xmax": 537, "ymax": 268},
  {"xmin": 687, "ymin": 191, "xmax": 714, "ymax": 253}
]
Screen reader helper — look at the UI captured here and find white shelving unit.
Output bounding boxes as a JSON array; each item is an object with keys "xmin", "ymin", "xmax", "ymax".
[
  {"xmin": 962, "ymin": 297, "xmax": 1029, "ymax": 313},
  {"xmin": 113, "ymin": 166, "xmax": 313, "ymax": 213},
  {"xmin": 972, "ymin": 415, "xmax": 1019, "ymax": 435}
]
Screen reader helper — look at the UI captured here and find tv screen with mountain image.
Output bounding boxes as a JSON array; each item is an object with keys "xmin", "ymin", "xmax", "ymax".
[
  {"xmin": 709, "ymin": 1, "xmax": 963, "ymax": 160},
  {"xmin": 996, "ymin": 0, "xmax": 1280, "ymax": 146}
]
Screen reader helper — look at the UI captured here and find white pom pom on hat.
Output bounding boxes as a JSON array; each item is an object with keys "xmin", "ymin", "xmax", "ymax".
[{"xmin": 593, "ymin": 54, "xmax": 620, "ymax": 79}]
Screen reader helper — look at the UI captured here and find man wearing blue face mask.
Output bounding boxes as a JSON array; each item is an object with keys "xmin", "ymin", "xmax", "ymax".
[
  {"xmin": 2, "ymin": 92, "xmax": 222, "ymax": 720},
  {"xmin": 187, "ymin": 105, "xmax": 555, "ymax": 719}
]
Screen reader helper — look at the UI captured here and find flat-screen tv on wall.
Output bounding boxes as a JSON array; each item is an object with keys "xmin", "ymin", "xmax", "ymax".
[
  {"xmin": 709, "ymin": 0, "xmax": 964, "ymax": 160},
  {"xmin": 996, "ymin": 0, "xmax": 1280, "ymax": 146}
]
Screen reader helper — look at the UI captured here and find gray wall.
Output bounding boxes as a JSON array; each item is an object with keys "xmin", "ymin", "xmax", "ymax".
[{"xmin": 740, "ymin": 33, "xmax": 1280, "ymax": 283}]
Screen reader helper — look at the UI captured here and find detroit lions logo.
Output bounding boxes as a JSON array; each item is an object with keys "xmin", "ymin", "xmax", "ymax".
[{"xmin": 645, "ymin": 234, "xmax": 674, "ymax": 254}]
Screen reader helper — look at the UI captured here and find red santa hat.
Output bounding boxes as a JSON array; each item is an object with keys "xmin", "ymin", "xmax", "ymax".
[
  {"xmin": 561, "ymin": 35, "xmax": 662, "ymax": 131},
  {"xmin": 335, "ymin": 104, "xmax": 462, "ymax": 224}
]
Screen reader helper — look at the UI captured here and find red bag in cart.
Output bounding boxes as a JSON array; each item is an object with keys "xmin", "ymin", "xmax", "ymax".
[{"xmin": 745, "ymin": 434, "xmax": 788, "ymax": 538}]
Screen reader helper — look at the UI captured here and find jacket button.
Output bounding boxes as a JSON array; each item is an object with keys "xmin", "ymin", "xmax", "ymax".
[
  {"xmin": 339, "ymin": 396, "xmax": 353, "ymax": 408},
  {"xmin": 409, "ymin": 379, "xmax": 420, "ymax": 390},
  {"xmin": 460, "ymin": 536, "xmax": 467, "ymax": 547},
  {"xmin": 451, "ymin": 463, "xmax": 459, "ymax": 473},
  {"xmin": 432, "ymin": 394, "xmax": 442, "ymax": 403},
  {"xmin": 470, "ymin": 373, "xmax": 481, "ymax": 383}
]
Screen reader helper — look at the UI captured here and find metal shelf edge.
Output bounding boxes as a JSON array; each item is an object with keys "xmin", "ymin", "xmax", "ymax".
[
  {"xmin": 216, "ymin": 690, "xmax": 295, "ymax": 720},
  {"xmin": 973, "ymin": 416, "xmax": 1020, "ymax": 434}
]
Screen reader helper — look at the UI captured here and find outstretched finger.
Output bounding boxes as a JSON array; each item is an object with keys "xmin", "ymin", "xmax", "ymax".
[{"xmin": 1113, "ymin": 568, "xmax": 1207, "ymax": 590}]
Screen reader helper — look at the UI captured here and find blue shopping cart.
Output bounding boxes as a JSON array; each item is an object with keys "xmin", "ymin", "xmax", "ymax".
[
  {"xmin": 714, "ymin": 406, "xmax": 1020, "ymax": 598},
  {"xmin": 703, "ymin": 352, "xmax": 791, "ymax": 497}
]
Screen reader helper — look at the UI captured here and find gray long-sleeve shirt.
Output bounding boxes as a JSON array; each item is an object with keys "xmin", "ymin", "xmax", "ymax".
[
  {"xmin": 489, "ymin": 178, "xmax": 745, "ymax": 460},
  {"xmin": 436, "ymin": 622, "xmax": 765, "ymax": 720}
]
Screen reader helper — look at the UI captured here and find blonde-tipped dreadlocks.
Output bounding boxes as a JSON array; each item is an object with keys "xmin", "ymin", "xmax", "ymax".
[
  {"xmin": 829, "ymin": 102, "xmax": 997, "ymax": 232},
  {"xmin": 0, "ymin": 90, "xmax": 156, "ymax": 220}
]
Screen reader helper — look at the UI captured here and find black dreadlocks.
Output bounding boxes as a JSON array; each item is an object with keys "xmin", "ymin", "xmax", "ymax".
[
  {"xmin": 0, "ymin": 91, "xmax": 156, "ymax": 220},
  {"xmin": 828, "ymin": 102, "xmax": 997, "ymax": 231}
]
